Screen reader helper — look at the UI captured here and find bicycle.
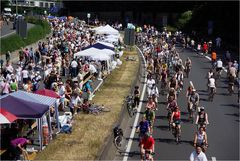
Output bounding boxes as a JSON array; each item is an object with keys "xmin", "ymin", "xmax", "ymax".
[
  {"xmin": 126, "ymin": 95, "xmax": 137, "ymax": 117},
  {"xmin": 113, "ymin": 126, "xmax": 126, "ymax": 151},
  {"xmin": 208, "ymin": 87, "xmax": 215, "ymax": 102},
  {"xmin": 171, "ymin": 122, "xmax": 181, "ymax": 144},
  {"xmin": 88, "ymin": 104, "xmax": 111, "ymax": 115},
  {"xmin": 142, "ymin": 150, "xmax": 155, "ymax": 161},
  {"xmin": 184, "ymin": 66, "xmax": 191, "ymax": 78}
]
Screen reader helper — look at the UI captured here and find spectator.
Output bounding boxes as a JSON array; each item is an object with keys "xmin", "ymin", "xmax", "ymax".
[{"xmin": 10, "ymin": 137, "xmax": 33, "ymax": 160}]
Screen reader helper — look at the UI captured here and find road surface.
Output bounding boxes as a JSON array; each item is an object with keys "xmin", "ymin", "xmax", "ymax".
[{"xmin": 115, "ymin": 46, "xmax": 239, "ymax": 161}]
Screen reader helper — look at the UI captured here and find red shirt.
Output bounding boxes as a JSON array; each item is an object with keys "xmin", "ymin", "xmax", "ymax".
[
  {"xmin": 140, "ymin": 136, "xmax": 155, "ymax": 149},
  {"xmin": 173, "ymin": 111, "xmax": 181, "ymax": 120}
]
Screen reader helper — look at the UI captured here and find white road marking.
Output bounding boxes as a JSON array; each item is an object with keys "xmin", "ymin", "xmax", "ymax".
[
  {"xmin": 211, "ymin": 157, "xmax": 217, "ymax": 161},
  {"xmin": 122, "ymin": 46, "xmax": 147, "ymax": 161},
  {"xmin": 204, "ymin": 55, "xmax": 227, "ymax": 72},
  {"xmin": 1, "ymin": 31, "xmax": 15, "ymax": 38}
]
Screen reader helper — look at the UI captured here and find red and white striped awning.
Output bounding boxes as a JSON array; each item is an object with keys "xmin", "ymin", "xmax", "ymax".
[{"xmin": 0, "ymin": 108, "xmax": 17, "ymax": 124}]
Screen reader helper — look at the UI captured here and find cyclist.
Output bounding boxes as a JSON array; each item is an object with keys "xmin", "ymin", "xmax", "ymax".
[
  {"xmin": 208, "ymin": 75, "xmax": 216, "ymax": 93},
  {"xmin": 160, "ymin": 68, "xmax": 168, "ymax": 90},
  {"xmin": 175, "ymin": 69, "xmax": 184, "ymax": 91},
  {"xmin": 211, "ymin": 50, "xmax": 217, "ymax": 66},
  {"xmin": 140, "ymin": 132, "xmax": 155, "ymax": 161},
  {"xmin": 169, "ymin": 76, "xmax": 178, "ymax": 91},
  {"xmin": 195, "ymin": 107, "xmax": 209, "ymax": 130},
  {"xmin": 170, "ymin": 106, "xmax": 181, "ymax": 141},
  {"xmin": 134, "ymin": 86, "xmax": 140, "ymax": 108},
  {"xmin": 150, "ymin": 84, "xmax": 159, "ymax": 110},
  {"xmin": 193, "ymin": 127, "xmax": 208, "ymax": 152},
  {"xmin": 167, "ymin": 87, "xmax": 177, "ymax": 101},
  {"xmin": 228, "ymin": 73, "xmax": 235, "ymax": 95},
  {"xmin": 186, "ymin": 81, "xmax": 194, "ymax": 98},
  {"xmin": 185, "ymin": 57, "xmax": 192, "ymax": 78},
  {"xmin": 147, "ymin": 76, "xmax": 156, "ymax": 97},
  {"xmin": 189, "ymin": 145, "xmax": 208, "ymax": 161},
  {"xmin": 146, "ymin": 97, "xmax": 156, "ymax": 111},
  {"xmin": 136, "ymin": 116, "xmax": 151, "ymax": 140},
  {"xmin": 187, "ymin": 88, "xmax": 199, "ymax": 117},
  {"xmin": 216, "ymin": 58, "xmax": 223, "ymax": 78},
  {"xmin": 144, "ymin": 105, "xmax": 155, "ymax": 134}
]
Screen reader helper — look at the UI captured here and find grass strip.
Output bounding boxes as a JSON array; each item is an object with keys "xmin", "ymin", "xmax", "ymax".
[
  {"xmin": 0, "ymin": 18, "xmax": 50, "ymax": 54},
  {"xmin": 35, "ymin": 48, "xmax": 139, "ymax": 160}
]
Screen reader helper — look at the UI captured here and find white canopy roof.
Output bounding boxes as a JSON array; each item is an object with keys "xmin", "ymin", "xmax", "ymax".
[
  {"xmin": 104, "ymin": 37, "xmax": 119, "ymax": 43},
  {"xmin": 74, "ymin": 47, "xmax": 110, "ymax": 60},
  {"xmin": 101, "ymin": 49, "xmax": 115, "ymax": 56},
  {"xmin": 95, "ymin": 24, "xmax": 119, "ymax": 35},
  {"xmin": 92, "ymin": 26, "xmax": 104, "ymax": 32}
]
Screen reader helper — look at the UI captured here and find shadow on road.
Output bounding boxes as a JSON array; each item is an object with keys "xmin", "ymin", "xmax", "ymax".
[
  {"xmin": 155, "ymin": 115, "xmax": 168, "ymax": 120},
  {"xmin": 154, "ymin": 125, "xmax": 169, "ymax": 131},
  {"xmin": 220, "ymin": 104, "xmax": 239, "ymax": 109},
  {"xmin": 225, "ymin": 113, "xmax": 239, "ymax": 117},
  {"xmin": 155, "ymin": 138, "xmax": 193, "ymax": 146}
]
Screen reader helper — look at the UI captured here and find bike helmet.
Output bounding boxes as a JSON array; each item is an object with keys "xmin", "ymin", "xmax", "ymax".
[{"xmin": 200, "ymin": 106, "xmax": 205, "ymax": 111}]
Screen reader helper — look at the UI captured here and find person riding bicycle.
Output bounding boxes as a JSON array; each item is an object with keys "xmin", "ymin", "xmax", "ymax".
[
  {"xmin": 216, "ymin": 58, "xmax": 223, "ymax": 76},
  {"xmin": 147, "ymin": 76, "xmax": 156, "ymax": 97},
  {"xmin": 160, "ymin": 68, "xmax": 168, "ymax": 88},
  {"xmin": 144, "ymin": 105, "xmax": 155, "ymax": 134},
  {"xmin": 175, "ymin": 70, "xmax": 184, "ymax": 90},
  {"xmin": 167, "ymin": 87, "xmax": 177, "ymax": 101},
  {"xmin": 146, "ymin": 97, "xmax": 156, "ymax": 111},
  {"xmin": 195, "ymin": 107, "xmax": 209, "ymax": 130},
  {"xmin": 140, "ymin": 132, "xmax": 155, "ymax": 161},
  {"xmin": 185, "ymin": 57, "xmax": 192, "ymax": 77},
  {"xmin": 228, "ymin": 73, "xmax": 235, "ymax": 95},
  {"xmin": 187, "ymin": 88, "xmax": 199, "ymax": 112},
  {"xmin": 211, "ymin": 50, "xmax": 217, "ymax": 66},
  {"xmin": 189, "ymin": 145, "xmax": 208, "ymax": 161},
  {"xmin": 194, "ymin": 127, "xmax": 208, "ymax": 152},
  {"xmin": 186, "ymin": 81, "xmax": 194, "ymax": 97},
  {"xmin": 169, "ymin": 76, "xmax": 178, "ymax": 91},
  {"xmin": 208, "ymin": 75, "xmax": 216, "ymax": 93},
  {"xmin": 136, "ymin": 116, "xmax": 151, "ymax": 140},
  {"xmin": 134, "ymin": 86, "xmax": 140, "ymax": 108},
  {"xmin": 150, "ymin": 84, "xmax": 159, "ymax": 110},
  {"xmin": 170, "ymin": 106, "xmax": 181, "ymax": 140}
]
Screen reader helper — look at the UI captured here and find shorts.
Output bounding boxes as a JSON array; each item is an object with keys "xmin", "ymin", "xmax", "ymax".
[
  {"xmin": 216, "ymin": 67, "xmax": 222, "ymax": 72},
  {"xmin": 174, "ymin": 119, "xmax": 181, "ymax": 125}
]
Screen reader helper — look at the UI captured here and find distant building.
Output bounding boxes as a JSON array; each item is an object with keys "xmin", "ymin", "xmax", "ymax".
[{"xmin": 10, "ymin": 0, "xmax": 63, "ymax": 9}]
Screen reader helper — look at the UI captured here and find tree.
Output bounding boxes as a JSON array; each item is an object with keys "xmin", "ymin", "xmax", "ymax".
[
  {"xmin": 1, "ymin": 0, "xmax": 10, "ymax": 11},
  {"xmin": 176, "ymin": 10, "xmax": 192, "ymax": 29}
]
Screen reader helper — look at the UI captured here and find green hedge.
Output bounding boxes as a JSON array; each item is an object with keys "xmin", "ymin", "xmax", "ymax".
[{"xmin": 0, "ymin": 18, "xmax": 51, "ymax": 54}]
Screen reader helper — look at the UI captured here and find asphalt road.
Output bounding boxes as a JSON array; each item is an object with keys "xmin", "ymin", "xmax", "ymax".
[
  {"xmin": 0, "ymin": 21, "xmax": 35, "ymax": 38},
  {"xmin": 115, "ymin": 47, "xmax": 239, "ymax": 161}
]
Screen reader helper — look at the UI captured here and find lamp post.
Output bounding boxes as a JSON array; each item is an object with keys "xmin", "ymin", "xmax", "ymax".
[{"xmin": 87, "ymin": 13, "xmax": 91, "ymax": 26}]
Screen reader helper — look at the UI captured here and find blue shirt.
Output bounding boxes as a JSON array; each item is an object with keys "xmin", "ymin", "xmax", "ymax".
[{"xmin": 138, "ymin": 120, "xmax": 149, "ymax": 134}]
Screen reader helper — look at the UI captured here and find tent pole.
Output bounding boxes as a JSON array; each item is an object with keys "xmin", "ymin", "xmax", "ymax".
[
  {"xmin": 48, "ymin": 110, "xmax": 52, "ymax": 140},
  {"xmin": 55, "ymin": 102, "xmax": 60, "ymax": 132},
  {"xmin": 39, "ymin": 118, "xmax": 43, "ymax": 150}
]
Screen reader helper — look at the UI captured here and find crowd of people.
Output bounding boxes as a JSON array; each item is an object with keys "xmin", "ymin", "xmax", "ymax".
[
  {"xmin": 0, "ymin": 16, "xmax": 125, "ymax": 160},
  {"xmin": 133, "ymin": 24, "xmax": 238, "ymax": 161}
]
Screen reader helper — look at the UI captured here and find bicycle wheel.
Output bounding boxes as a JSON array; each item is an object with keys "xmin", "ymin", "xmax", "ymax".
[
  {"xmin": 127, "ymin": 105, "xmax": 134, "ymax": 117},
  {"xmin": 100, "ymin": 106, "xmax": 111, "ymax": 112},
  {"xmin": 114, "ymin": 135, "xmax": 126, "ymax": 151}
]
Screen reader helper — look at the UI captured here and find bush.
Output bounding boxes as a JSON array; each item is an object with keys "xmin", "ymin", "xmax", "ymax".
[{"xmin": 0, "ymin": 17, "xmax": 51, "ymax": 54}]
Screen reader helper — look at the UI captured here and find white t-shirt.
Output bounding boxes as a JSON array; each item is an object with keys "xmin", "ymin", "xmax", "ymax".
[
  {"xmin": 58, "ymin": 85, "xmax": 66, "ymax": 97},
  {"xmin": 22, "ymin": 70, "xmax": 29, "ymax": 78},
  {"xmin": 147, "ymin": 79, "xmax": 155, "ymax": 89},
  {"xmin": 217, "ymin": 60, "xmax": 223, "ymax": 68},
  {"xmin": 209, "ymin": 78, "xmax": 215, "ymax": 88},
  {"xmin": 89, "ymin": 64, "xmax": 97, "ymax": 74},
  {"xmin": 70, "ymin": 96, "xmax": 81, "ymax": 108},
  {"xmin": 189, "ymin": 151, "xmax": 208, "ymax": 161},
  {"xmin": 71, "ymin": 60, "xmax": 78, "ymax": 68}
]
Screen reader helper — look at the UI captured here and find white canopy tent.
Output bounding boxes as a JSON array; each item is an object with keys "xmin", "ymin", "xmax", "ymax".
[
  {"xmin": 101, "ymin": 49, "xmax": 115, "ymax": 56},
  {"xmin": 95, "ymin": 24, "xmax": 119, "ymax": 35},
  {"xmin": 104, "ymin": 37, "xmax": 119, "ymax": 43},
  {"xmin": 74, "ymin": 47, "xmax": 112, "ymax": 72},
  {"xmin": 92, "ymin": 26, "xmax": 104, "ymax": 32}
]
